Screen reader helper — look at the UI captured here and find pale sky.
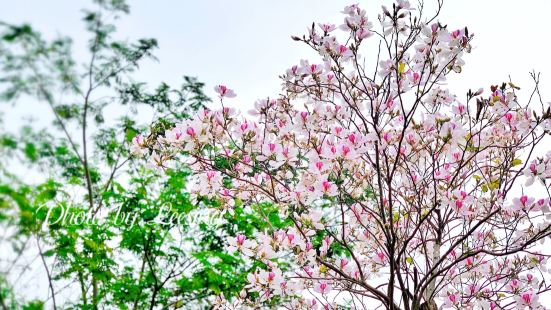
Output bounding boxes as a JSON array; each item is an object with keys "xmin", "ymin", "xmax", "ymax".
[
  {"xmin": 1, "ymin": 0, "xmax": 550, "ymax": 115},
  {"xmin": 1, "ymin": 0, "xmax": 551, "ymax": 306}
]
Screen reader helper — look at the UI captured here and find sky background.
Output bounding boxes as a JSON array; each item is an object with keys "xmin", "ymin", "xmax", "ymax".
[
  {"xmin": 1, "ymin": 0, "xmax": 550, "ymax": 117},
  {"xmin": 1, "ymin": 0, "xmax": 551, "ymax": 305}
]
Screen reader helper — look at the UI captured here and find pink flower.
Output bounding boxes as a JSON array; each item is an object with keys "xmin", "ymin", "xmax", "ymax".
[
  {"xmin": 515, "ymin": 289, "xmax": 539, "ymax": 307},
  {"xmin": 430, "ymin": 23, "xmax": 439, "ymax": 34},
  {"xmin": 337, "ymin": 44, "xmax": 353, "ymax": 59},
  {"xmin": 320, "ymin": 236, "xmax": 333, "ymax": 256},
  {"xmin": 340, "ymin": 258, "xmax": 349, "ymax": 269},
  {"xmin": 308, "ymin": 64, "xmax": 322, "ymax": 74},
  {"xmin": 508, "ymin": 278, "xmax": 520, "ymax": 292},
  {"xmin": 318, "ymin": 23, "xmax": 336, "ymax": 33},
  {"xmin": 185, "ymin": 127, "xmax": 196, "ymax": 137},
  {"xmin": 512, "ymin": 195, "xmax": 534, "ymax": 211},
  {"xmin": 450, "ymin": 29, "xmax": 464, "ymax": 39},
  {"xmin": 521, "ymin": 291, "xmax": 533, "ymax": 304},
  {"xmin": 356, "ymin": 27, "xmax": 372, "ymax": 40},
  {"xmin": 318, "ymin": 179, "xmax": 337, "ymax": 197},
  {"xmin": 314, "ymin": 282, "xmax": 332, "ymax": 295},
  {"xmin": 133, "ymin": 134, "xmax": 144, "ymax": 146},
  {"xmin": 130, "ymin": 134, "xmax": 147, "ymax": 157},
  {"xmin": 373, "ymin": 251, "xmax": 386, "ymax": 264},
  {"xmin": 227, "ymin": 233, "xmax": 256, "ymax": 257},
  {"xmin": 465, "ymin": 284, "xmax": 479, "ymax": 296},
  {"xmin": 444, "ymin": 292, "xmax": 459, "ymax": 307},
  {"xmin": 452, "ymin": 104, "xmax": 467, "ymax": 115},
  {"xmin": 214, "ymin": 85, "xmax": 236, "ymax": 98},
  {"xmin": 347, "ymin": 133, "xmax": 357, "ymax": 144}
]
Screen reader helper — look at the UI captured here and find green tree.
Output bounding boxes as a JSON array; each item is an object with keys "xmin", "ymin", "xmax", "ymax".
[{"xmin": 0, "ymin": 1, "xmax": 263, "ymax": 308}]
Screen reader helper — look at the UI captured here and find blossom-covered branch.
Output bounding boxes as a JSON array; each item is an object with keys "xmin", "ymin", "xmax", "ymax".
[{"xmin": 136, "ymin": 1, "xmax": 551, "ymax": 309}]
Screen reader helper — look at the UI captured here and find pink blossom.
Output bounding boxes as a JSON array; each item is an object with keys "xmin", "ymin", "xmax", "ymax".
[
  {"xmin": 318, "ymin": 23, "xmax": 336, "ymax": 33},
  {"xmin": 214, "ymin": 85, "xmax": 236, "ymax": 98},
  {"xmin": 227, "ymin": 234, "xmax": 256, "ymax": 257},
  {"xmin": 508, "ymin": 278, "xmax": 520, "ymax": 292},
  {"xmin": 130, "ymin": 134, "xmax": 147, "ymax": 157},
  {"xmin": 138, "ymin": 2, "xmax": 551, "ymax": 307},
  {"xmin": 314, "ymin": 282, "xmax": 332, "ymax": 295}
]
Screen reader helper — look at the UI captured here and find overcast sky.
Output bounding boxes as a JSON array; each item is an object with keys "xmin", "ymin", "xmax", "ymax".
[
  {"xmin": 1, "ymin": 0, "xmax": 550, "ymax": 115},
  {"xmin": 2, "ymin": 0, "xmax": 551, "ymax": 305}
]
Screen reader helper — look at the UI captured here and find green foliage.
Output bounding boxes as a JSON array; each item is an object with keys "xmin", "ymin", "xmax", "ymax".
[{"xmin": 0, "ymin": 1, "xmax": 260, "ymax": 309}]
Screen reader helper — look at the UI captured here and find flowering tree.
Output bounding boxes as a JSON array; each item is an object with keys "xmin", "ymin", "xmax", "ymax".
[{"xmin": 137, "ymin": 1, "xmax": 551, "ymax": 309}]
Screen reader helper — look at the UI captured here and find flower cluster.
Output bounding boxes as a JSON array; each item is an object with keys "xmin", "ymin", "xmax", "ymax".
[
  {"xmin": 136, "ymin": 1, "xmax": 551, "ymax": 309},
  {"xmin": 525, "ymin": 151, "xmax": 551, "ymax": 186}
]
